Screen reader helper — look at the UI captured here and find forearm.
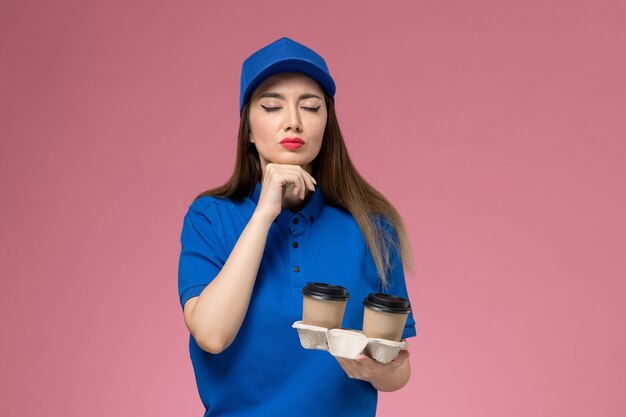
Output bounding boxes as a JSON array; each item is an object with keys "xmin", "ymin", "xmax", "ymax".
[{"xmin": 189, "ymin": 212, "xmax": 272, "ymax": 351}]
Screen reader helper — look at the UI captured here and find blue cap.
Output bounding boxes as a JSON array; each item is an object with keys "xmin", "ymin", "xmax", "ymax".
[{"xmin": 239, "ymin": 37, "xmax": 336, "ymax": 115}]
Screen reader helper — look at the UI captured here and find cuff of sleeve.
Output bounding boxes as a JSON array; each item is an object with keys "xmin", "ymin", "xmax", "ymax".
[{"xmin": 180, "ymin": 284, "xmax": 207, "ymax": 311}]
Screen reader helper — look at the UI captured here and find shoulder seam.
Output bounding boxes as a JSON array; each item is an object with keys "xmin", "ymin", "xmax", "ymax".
[{"xmin": 191, "ymin": 196, "xmax": 228, "ymax": 213}]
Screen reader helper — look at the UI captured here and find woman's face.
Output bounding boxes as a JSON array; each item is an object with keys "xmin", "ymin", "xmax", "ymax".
[{"xmin": 248, "ymin": 72, "xmax": 327, "ymax": 177}]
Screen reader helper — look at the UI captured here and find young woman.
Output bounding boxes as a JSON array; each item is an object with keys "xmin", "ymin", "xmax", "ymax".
[{"xmin": 178, "ymin": 37, "xmax": 416, "ymax": 416}]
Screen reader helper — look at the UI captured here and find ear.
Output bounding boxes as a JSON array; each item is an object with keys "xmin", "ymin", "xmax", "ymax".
[{"xmin": 248, "ymin": 130, "xmax": 255, "ymax": 143}]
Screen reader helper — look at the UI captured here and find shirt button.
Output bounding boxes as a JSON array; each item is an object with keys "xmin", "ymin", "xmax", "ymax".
[
  {"xmin": 293, "ymin": 266, "xmax": 300, "ymax": 272},
  {"xmin": 292, "ymin": 241, "xmax": 299, "ymax": 248},
  {"xmin": 292, "ymin": 218, "xmax": 299, "ymax": 224}
]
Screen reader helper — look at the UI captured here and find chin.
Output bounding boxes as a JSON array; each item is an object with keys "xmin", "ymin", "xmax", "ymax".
[{"xmin": 274, "ymin": 156, "xmax": 312, "ymax": 166}]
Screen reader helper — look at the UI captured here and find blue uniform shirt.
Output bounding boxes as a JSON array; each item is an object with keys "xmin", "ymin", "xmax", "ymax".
[{"xmin": 178, "ymin": 181, "xmax": 416, "ymax": 417}]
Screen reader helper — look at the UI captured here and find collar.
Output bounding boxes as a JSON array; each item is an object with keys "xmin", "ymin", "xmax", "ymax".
[{"xmin": 249, "ymin": 181, "xmax": 326, "ymax": 227}]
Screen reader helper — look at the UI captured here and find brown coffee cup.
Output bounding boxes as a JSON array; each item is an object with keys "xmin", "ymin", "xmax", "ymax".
[
  {"xmin": 301, "ymin": 282, "xmax": 350, "ymax": 329},
  {"xmin": 362, "ymin": 293, "xmax": 411, "ymax": 342}
]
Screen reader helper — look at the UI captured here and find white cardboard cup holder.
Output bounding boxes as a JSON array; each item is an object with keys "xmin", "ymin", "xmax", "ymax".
[{"xmin": 292, "ymin": 321, "xmax": 408, "ymax": 364}]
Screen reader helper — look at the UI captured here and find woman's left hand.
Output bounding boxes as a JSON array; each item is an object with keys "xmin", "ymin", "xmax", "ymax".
[{"xmin": 334, "ymin": 349, "xmax": 411, "ymax": 392}]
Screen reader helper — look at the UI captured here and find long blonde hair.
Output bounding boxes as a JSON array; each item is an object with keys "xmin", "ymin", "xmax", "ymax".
[{"xmin": 194, "ymin": 89, "xmax": 414, "ymax": 289}]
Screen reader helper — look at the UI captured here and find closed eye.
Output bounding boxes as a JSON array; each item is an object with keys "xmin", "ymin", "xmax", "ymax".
[{"xmin": 261, "ymin": 105, "xmax": 321, "ymax": 113}]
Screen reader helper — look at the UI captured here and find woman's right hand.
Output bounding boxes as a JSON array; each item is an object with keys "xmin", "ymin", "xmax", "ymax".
[{"xmin": 253, "ymin": 163, "xmax": 317, "ymax": 223}]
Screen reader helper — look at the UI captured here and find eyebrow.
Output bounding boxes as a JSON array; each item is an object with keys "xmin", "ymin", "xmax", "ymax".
[{"xmin": 258, "ymin": 92, "xmax": 323, "ymax": 101}]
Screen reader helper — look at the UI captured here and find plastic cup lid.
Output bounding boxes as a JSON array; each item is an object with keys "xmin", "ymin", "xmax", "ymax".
[
  {"xmin": 302, "ymin": 282, "xmax": 350, "ymax": 301},
  {"xmin": 363, "ymin": 293, "xmax": 411, "ymax": 314}
]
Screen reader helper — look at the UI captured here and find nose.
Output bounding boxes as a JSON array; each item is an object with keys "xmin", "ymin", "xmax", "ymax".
[{"xmin": 284, "ymin": 104, "xmax": 303, "ymax": 132}]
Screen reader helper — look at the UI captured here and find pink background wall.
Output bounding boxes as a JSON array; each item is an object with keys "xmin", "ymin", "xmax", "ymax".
[{"xmin": 1, "ymin": 1, "xmax": 624, "ymax": 416}]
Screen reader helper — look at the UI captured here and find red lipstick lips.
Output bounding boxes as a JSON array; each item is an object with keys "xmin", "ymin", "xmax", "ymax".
[
  {"xmin": 280, "ymin": 137, "xmax": 304, "ymax": 144},
  {"xmin": 280, "ymin": 137, "xmax": 304, "ymax": 149}
]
